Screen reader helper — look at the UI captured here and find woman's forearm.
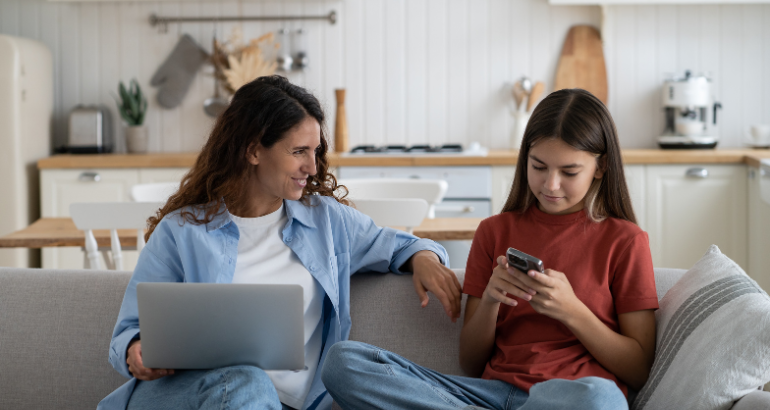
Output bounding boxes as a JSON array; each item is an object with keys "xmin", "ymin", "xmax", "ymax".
[
  {"xmin": 564, "ymin": 305, "xmax": 653, "ymax": 391},
  {"xmin": 459, "ymin": 296, "xmax": 499, "ymax": 377}
]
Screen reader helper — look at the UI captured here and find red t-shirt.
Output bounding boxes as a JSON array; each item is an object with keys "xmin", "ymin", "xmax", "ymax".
[{"xmin": 463, "ymin": 205, "xmax": 659, "ymax": 396}]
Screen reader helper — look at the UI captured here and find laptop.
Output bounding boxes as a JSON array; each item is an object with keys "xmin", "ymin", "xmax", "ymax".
[{"xmin": 137, "ymin": 282, "xmax": 305, "ymax": 370}]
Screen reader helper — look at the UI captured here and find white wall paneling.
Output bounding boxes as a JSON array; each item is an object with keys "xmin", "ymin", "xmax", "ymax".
[{"xmin": 1, "ymin": 0, "xmax": 769, "ymax": 152}]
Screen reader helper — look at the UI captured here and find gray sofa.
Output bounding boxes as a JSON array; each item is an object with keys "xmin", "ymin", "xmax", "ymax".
[{"xmin": 0, "ymin": 267, "xmax": 767, "ymax": 410}]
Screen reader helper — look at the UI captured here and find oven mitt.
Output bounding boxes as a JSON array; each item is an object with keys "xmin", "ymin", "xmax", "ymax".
[{"xmin": 150, "ymin": 34, "xmax": 209, "ymax": 109}]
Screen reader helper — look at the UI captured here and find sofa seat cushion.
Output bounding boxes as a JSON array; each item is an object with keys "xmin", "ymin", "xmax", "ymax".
[
  {"xmin": 632, "ymin": 245, "xmax": 770, "ymax": 410},
  {"xmin": 0, "ymin": 268, "xmax": 132, "ymax": 410}
]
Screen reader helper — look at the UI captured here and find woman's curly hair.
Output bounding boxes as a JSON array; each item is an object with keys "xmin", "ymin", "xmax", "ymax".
[{"xmin": 145, "ymin": 75, "xmax": 347, "ymax": 240}]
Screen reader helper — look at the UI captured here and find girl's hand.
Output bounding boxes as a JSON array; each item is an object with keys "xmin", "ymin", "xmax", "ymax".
[
  {"xmin": 126, "ymin": 340, "xmax": 175, "ymax": 381},
  {"xmin": 481, "ymin": 255, "xmax": 538, "ymax": 307},
  {"xmin": 513, "ymin": 268, "xmax": 586, "ymax": 323}
]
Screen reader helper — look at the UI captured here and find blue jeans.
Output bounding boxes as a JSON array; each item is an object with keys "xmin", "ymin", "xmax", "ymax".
[
  {"xmin": 126, "ymin": 364, "xmax": 295, "ymax": 410},
  {"xmin": 321, "ymin": 341, "xmax": 629, "ymax": 410}
]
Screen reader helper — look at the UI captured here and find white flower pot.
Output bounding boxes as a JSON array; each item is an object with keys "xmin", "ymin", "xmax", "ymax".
[{"xmin": 125, "ymin": 125, "xmax": 148, "ymax": 153}]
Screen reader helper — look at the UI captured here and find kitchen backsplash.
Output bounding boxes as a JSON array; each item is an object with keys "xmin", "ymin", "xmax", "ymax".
[{"xmin": 0, "ymin": 0, "xmax": 768, "ymax": 152}]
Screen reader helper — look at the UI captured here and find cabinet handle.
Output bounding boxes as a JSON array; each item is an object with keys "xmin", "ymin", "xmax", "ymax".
[
  {"xmin": 436, "ymin": 205, "xmax": 475, "ymax": 213},
  {"xmin": 685, "ymin": 168, "xmax": 708, "ymax": 179},
  {"xmin": 78, "ymin": 172, "xmax": 101, "ymax": 182}
]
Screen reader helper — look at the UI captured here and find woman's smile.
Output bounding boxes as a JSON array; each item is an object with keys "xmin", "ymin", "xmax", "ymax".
[{"xmin": 293, "ymin": 177, "xmax": 308, "ymax": 188}]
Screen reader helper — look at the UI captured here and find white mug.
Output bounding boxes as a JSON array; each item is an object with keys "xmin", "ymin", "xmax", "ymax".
[{"xmin": 750, "ymin": 124, "xmax": 770, "ymax": 142}]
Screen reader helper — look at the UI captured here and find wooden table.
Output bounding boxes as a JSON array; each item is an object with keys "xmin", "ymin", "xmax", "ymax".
[{"xmin": 0, "ymin": 217, "xmax": 483, "ymax": 248}]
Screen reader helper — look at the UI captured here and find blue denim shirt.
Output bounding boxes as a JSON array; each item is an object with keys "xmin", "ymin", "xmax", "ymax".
[{"xmin": 97, "ymin": 195, "xmax": 448, "ymax": 410}]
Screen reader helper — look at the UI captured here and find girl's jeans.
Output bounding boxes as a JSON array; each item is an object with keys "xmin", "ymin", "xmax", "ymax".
[{"xmin": 321, "ymin": 341, "xmax": 629, "ymax": 410}]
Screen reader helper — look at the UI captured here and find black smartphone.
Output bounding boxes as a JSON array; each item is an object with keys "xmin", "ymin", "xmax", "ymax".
[{"xmin": 506, "ymin": 247, "xmax": 544, "ymax": 273}]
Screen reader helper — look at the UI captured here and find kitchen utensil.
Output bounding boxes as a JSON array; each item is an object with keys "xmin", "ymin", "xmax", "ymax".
[
  {"xmin": 512, "ymin": 110, "xmax": 530, "ymax": 149},
  {"xmin": 334, "ymin": 89, "xmax": 349, "ymax": 153},
  {"xmin": 204, "ymin": 34, "xmax": 229, "ymax": 118},
  {"xmin": 520, "ymin": 77, "xmax": 532, "ymax": 95},
  {"xmin": 292, "ymin": 28, "xmax": 309, "ymax": 70},
  {"xmin": 203, "ymin": 74, "xmax": 229, "ymax": 118},
  {"xmin": 512, "ymin": 81, "xmax": 525, "ymax": 112},
  {"xmin": 276, "ymin": 28, "xmax": 293, "ymax": 71},
  {"xmin": 527, "ymin": 81, "xmax": 545, "ymax": 112},
  {"xmin": 554, "ymin": 25, "xmax": 607, "ymax": 104}
]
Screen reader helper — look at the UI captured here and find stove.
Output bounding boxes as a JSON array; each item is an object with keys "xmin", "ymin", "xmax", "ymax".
[{"xmin": 346, "ymin": 143, "xmax": 487, "ymax": 156}]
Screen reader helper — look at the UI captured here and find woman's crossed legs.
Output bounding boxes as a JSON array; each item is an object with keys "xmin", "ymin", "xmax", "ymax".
[{"xmin": 127, "ymin": 364, "xmax": 294, "ymax": 410}]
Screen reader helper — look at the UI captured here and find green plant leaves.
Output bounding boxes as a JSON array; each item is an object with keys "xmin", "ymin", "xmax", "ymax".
[{"xmin": 116, "ymin": 78, "xmax": 148, "ymax": 126}]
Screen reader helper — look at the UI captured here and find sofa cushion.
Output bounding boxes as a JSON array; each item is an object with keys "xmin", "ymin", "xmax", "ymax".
[
  {"xmin": 347, "ymin": 271, "xmax": 467, "ymax": 376},
  {"xmin": 0, "ymin": 268, "xmax": 131, "ymax": 410},
  {"xmin": 632, "ymin": 245, "xmax": 770, "ymax": 410}
]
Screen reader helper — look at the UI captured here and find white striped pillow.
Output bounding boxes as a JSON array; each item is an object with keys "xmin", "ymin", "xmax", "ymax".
[{"xmin": 632, "ymin": 245, "xmax": 770, "ymax": 410}]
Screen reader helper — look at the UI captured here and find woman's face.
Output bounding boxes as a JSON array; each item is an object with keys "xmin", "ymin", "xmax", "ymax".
[
  {"xmin": 248, "ymin": 116, "xmax": 321, "ymax": 203},
  {"xmin": 526, "ymin": 138, "xmax": 603, "ymax": 215}
]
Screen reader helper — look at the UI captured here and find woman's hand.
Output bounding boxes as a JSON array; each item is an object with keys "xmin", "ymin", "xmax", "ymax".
[
  {"xmin": 126, "ymin": 340, "xmax": 175, "ymax": 381},
  {"xmin": 512, "ymin": 267, "xmax": 586, "ymax": 323},
  {"xmin": 409, "ymin": 250, "xmax": 463, "ymax": 322},
  {"xmin": 482, "ymin": 255, "xmax": 538, "ymax": 307}
]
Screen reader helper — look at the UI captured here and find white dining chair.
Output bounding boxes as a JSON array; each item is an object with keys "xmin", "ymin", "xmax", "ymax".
[
  {"xmin": 337, "ymin": 178, "xmax": 448, "ymax": 218},
  {"xmin": 130, "ymin": 182, "xmax": 178, "ymax": 203},
  {"xmin": 351, "ymin": 198, "xmax": 429, "ymax": 234},
  {"xmin": 70, "ymin": 202, "xmax": 163, "ymax": 270}
]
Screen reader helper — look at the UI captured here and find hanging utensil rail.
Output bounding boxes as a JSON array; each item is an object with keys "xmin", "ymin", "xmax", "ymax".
[{"xmin": 149, "ymin": 11, "xmax": 337, "ymax": 33}]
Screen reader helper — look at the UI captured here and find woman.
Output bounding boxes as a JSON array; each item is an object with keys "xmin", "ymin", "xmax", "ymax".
[{"xmin": 98, "ymin": 75, "xmax": 462, "ymax": 410}]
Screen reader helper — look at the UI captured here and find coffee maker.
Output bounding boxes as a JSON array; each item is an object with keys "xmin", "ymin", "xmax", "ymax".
[{"xmin": 658, "ymin": 71, "xmax": 722, "ymax": 149}]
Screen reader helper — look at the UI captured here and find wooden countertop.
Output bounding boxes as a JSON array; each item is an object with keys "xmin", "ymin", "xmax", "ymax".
[
  {"xmin": 0, "ymin": 217, "xmax": 483, "ymax": 248},
  {"xmin": 37, "ymin": 149, "xmax": 770, "ymax": 169}
]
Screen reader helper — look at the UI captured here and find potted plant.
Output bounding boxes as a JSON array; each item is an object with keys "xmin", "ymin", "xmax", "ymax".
[{"xmin": 116, "ymin": 79, "xmax": 148, "ymax": 153}]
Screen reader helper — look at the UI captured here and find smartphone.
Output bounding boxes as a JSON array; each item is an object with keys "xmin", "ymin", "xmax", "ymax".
[{"xmin": 506, "ymin": 247, "xmax": 544, "ymax": 273}]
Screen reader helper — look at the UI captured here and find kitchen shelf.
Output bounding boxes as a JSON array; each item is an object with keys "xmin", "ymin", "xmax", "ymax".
[{"xmin": 550, "ymin": 0, "xmax": 770, "ymax": 4}]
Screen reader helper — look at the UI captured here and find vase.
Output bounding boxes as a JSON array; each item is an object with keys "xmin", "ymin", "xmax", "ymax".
[{"xmin": 125, "ymin": 125, "xmax": 148, "ymax": 153}]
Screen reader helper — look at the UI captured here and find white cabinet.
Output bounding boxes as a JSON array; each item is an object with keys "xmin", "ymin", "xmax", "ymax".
[
  {"xmin": 491, "ymin": 166, "xmax": 516, "ymax": 214},
  {"xmin": 138, "ymin": 168, "xmax": 190, "ymax": 184},
  {"xmin": 645, "ymin": 164, "xmax": 747, "ymax": 270},
  {"xmin": 748, "ymin": 166, "xmax": 770, "ymax": 290},
  {"xmin": 40, "ymin": 167, "xmax": 189, "ymax": 270},
  {"xmin": 624, "ymin": 165, "xmax": 646, "ymax": 230}
]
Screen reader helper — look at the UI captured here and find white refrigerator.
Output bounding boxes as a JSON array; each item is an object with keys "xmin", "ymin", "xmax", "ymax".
[{"xmin": 0, "ymin": 34, "xmax": 53, "ymax": 268}]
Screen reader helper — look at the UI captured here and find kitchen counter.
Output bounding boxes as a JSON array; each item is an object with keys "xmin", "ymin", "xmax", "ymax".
[{"xmin": 37, "ymin": 149, "xmax": 770, "ymax": 169}]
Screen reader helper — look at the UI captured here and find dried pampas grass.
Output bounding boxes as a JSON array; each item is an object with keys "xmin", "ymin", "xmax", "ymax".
[{"xmin": 212, "ymin": 32, "xmax": 278, "ymax": 94}]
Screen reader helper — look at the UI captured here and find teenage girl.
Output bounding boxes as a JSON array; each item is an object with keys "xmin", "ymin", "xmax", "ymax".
[{"xmin": 321, "ymin": 88, "xmax": 659, "ymax": 410}]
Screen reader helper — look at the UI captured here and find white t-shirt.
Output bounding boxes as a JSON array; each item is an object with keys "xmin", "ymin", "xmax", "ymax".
[{"xmin": 229, "ymin": 204, "xmax": 325, "ymax": 409}]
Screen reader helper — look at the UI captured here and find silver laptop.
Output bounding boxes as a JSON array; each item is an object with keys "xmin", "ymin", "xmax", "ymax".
[{"xmin": 137, "ymin": 283, "xmax": 305, "ymax": 370}]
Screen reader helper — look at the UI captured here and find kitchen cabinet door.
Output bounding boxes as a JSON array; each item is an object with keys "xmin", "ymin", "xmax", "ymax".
[
  {"xmin": 138, "ymin": 168, "xmax": 190, "ymax": 184},
  {"xmin": 491, "ymin": 166, "xmax": 516, "ymax": 214},
  {"xmin": 748, "ymin": 166, "xmax": 770, "ymax": 291},
  {"xmin": 40, "ymin": 169, "xmax": 139, "ymax": 270},
  {"xmin": 624, "ymin": 165, "xmax": 646, "ymax": 230},
  {"xmin": 645, "ymin": 165, "xmax": 747, "ymax": 270}
]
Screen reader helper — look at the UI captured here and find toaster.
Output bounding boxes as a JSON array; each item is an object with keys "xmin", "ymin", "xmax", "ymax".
[{"xmin": 67, "ymin": 105, "xmax": 113, "ymax": 153}]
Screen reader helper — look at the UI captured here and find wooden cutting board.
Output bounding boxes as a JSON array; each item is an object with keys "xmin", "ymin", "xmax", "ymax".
[{"xmin": 554, "ymin": 25, "xmax": 608, "ymax": 104}]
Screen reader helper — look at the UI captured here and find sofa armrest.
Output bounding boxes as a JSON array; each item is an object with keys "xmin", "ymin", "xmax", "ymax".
[{"xmin": 731, "ymin": 390, "xmax": 770, "ymax": 410}]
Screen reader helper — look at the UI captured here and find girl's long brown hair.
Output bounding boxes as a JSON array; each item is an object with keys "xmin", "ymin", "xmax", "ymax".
[
  {"xmin": 145, "ymin": 75, "xmax": 346, "ymax": 240},
  {"xmin": 502, "ymin": 88, "xmax": 636, "ymax": 224}
]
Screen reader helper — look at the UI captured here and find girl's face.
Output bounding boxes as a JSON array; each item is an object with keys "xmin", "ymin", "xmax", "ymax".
[
  {"xmin": 527, "ymin": 138, "xmax": 604, "ymax": 215},
  {"xmin": 248, "ymin": 116, "xmax": 321, "ymax": 203}
]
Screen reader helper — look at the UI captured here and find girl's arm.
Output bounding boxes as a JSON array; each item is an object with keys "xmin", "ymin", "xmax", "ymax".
[
  {"xmin": 459, "ymin": 296, "xmax": 498, "ymax": 376},
  {"xmin": 459, "ymin": 255, "xmax": 539, "ymax": 376},
  {"xmin": 566, "ymin": 306, "xmax": 656, "ymax": 391},
  {"xmin": 514, "ymin": 268, "xmax": 656, "ymax": 391}
]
